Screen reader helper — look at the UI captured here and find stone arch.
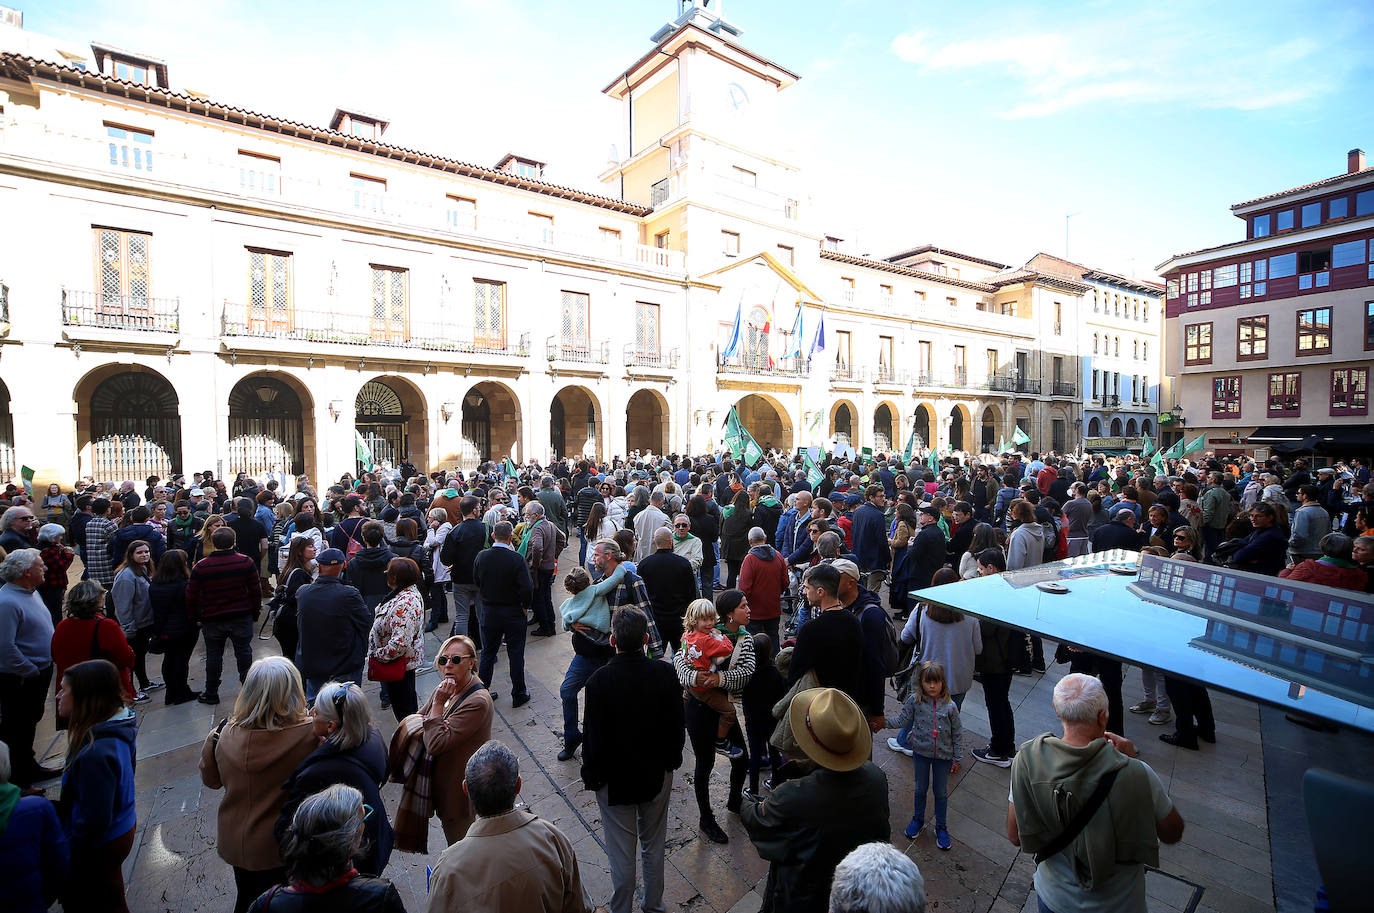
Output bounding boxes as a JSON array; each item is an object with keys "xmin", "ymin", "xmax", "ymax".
[
  {"xmin": 979, "ymin": 403, "xmax": 1003, "ymax": 452},
  {"xmin": 1141, "ymin": 418, "xmax": 1152, "ymax": 436},
  {"xmin": 551, "ymin": 384, "xmax": 602, "ymax": 461},
  {"xmin": 912, "ymin": 402, "xmax": 936, "ymax": 451},
  {"xmin": 1125, "ymin": 417, "xmax": 1138, "ymax": 436},
  {"xmin": 625, "ymin": 388, "xmax": 669, "ymax": 456},
  {"xmin": 74, "ymin": 364, "xmax": 182, "ymax": 481},
  {"xmin": 735, "ymin": 393, "xmax": 793, "ymax": 452},
  {"xmin": 948, "ymin": 403, "xmax": 972, "ymax": 452},
  {"xmin": 355, "ymin": 375, "xmax": 428, "ymax": 473},
  {"xmin": 227, "ymin": 372, "xmax": 315, "ymax": 482},
  {"xmin": 873, "ymin": 400, "xmax": 898, "ymax": 453},
  {"xmin": 1110, "ymin": 417, "xmax": 1123, "ymax": 436},
  {"xmin": 829, "ymin": 399, "xmax": 857, "ymax": 446},
  {"xmin": 455, "ymin": 381, "xmax": 522, "ymax": 469},
  {"xmin": 1088, "ymin": 416, "xmax": 1103, "ymax": 437}
]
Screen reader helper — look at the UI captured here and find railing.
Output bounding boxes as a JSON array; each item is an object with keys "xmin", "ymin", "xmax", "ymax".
[
  {"xmin": 987, "ymin": 374, "xmax": 1018, "ymax": 393},
  {"xmin": 623, "ymin": 344, "xmax": 679, "ymax": 369},
  {"xmin": 62, "ymin": 289, "xmax": 180, "ymax": 332},
  {"xmin": 874, "ymin": 367, "xmax": 907, "ymax": 385},
  {"xmin": 1051, "ymin": 382, "xmax": 1077, "ymax": 397},
  {"xmin": 1017, "ymin": 379, "xmax": 1042, "ymax": 395},
  {"xmin": 914, "ymin": 371, "xmax": 971, "ymax": 389},
  {"xmin": 547, "ymin": 336, "xmax": 610, "ymax": 364},
  {"xmin": 650, "ymin": 178, "xmax": 670, "ymax": 207},
  {"xmin": 831, "ymin": 363, "xmax": 863, "ymax": 382},
  {"xmin": 716, "ymin": 351, "xmax": 808, "ymax": 376},
  {"xmin": 0, "ymin": 281, "xmax": 8, "ymax": 324},
  {"xmin": 220, "ymin": 303, "xmax": 531, "ymax": 355}
]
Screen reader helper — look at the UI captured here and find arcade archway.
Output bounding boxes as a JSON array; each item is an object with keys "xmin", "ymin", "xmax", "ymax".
[
  {"xmin": 626, "ymin": 389, "xmax": 669, "ymax": 456},
  {"xmin": 457, "ymin": 382, "xmax": 521, "ymax": 469},
  {"xmin": 734, "ymin": 393, "xmax": 792, "ymax": 452},
  {"xmin": 77, "ymin": 367, "xmax": 182, "ymax": 481},
  {"xmin": 228, "ymin": 373, "xmax": 312, "ymax": 480},
  {"xmin": 552, "ymin": 385, "xmax": 602, "ymax": 460},
  {"xmin": 355, "ymin": 376, "xmax": 427, "ymax": 473}
]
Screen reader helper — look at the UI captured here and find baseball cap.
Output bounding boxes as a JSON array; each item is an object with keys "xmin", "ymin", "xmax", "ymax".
[
  {"xmin": 318, "ymin": 548, "xmax": 346, "ymax": 566},
  {"xmin": 844, "ymin": 493, "xmax": 863, "ymax": 507},
  {"xmin": 190, "ymin": 488, "xmax": 204, "ymax": 496},
  {"xmin": 918, "ymin": 505, "xmax": 940, "ymax": 518},
  {"xmin": 829, "ymin": 558, "xmax": 861, "ymax": 581}
]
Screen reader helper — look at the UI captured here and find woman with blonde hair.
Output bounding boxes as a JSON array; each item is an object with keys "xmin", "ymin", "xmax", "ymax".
[
  {"xmin": 191, "ymin": 512, "xmax": 226, "ymax": 565},
  {"xmin": 56, "ymin": 658, "xmax": 136, "ymax": 912},
  {"xmin": 200, "ymin": 655, "xmax": 317, "ymax": 913},
  {"xmin": 411, "ymin": 634, "xmax": 492, "ymax": 846}
]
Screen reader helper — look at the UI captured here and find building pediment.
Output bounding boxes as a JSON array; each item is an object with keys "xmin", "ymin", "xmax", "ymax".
[{"xmin": 697, "ymin": 251, "xmax": 823, "ymax": 304}]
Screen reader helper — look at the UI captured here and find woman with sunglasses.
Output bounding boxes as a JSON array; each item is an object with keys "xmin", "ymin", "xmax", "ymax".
[
  {"xmin": 253, "ymin": 784, "xmax": 405, "ymax": 913},
  {"xmin": 1171, "ymin": 527, "xmax": 1203, "ymax": 561},
  {"xmin": 277, "ymin": 682, "xmax": 393, "ymax": 877},
  {"xmin": 418, "ymin": 634, "xmax": 493, "ymax": 844}
]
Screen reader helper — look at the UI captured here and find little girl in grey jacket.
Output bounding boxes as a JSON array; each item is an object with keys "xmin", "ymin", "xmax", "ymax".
[{"xmin": 885, "ymin": 660, "xmax": 963, "ymax": 849}]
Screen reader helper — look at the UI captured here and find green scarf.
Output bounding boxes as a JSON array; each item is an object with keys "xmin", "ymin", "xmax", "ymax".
[
  {"xmin": 715, "ymin": 622, "xmax": 744, "ymax": 645},
  {"xmin": 516, "ymin": 524, "xmax": 534, "ymax": 557},
  {"xmin": 0, "ymin": 782, "xmax": 19, "ymax": 836}
]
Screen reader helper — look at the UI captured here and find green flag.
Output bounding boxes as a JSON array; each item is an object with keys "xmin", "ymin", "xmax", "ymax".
[
  {"xmin": 803, "ymin": 450, "xmax": 824, "ymax": 487},
  {"xmin": 503, "ymin": 457, "xmax": 519, "ymax": 479},
  {"xmin": 1011, "ymin": 426, "xmax": 1031, "ymax": 446},
  {"xmin": 997, "ymin": 438, "xmax": 1008, "ymax": 454},
  {"xmin": 861, "ymin": 446, "xmax": 873, "ymax": 463},
  {"xmin": 354, "ymin": 431, "xmax": 374, "ymax": 468},
  {"xmin": 1140, "ymin": 433, "xmax": 1155, "ymax": 458},
  {"xmin": 1150, "ymin": 448, "xmax": 1166, "ymax": 473},
  {"xmin": 927, "ymin": 448, "xmax": 939, "ymax": 475},
  {"xmin": 723, "ymin": 407, "xmax": 764, "ymax": 468},
  {"xmin": 1159, "ymin": 438, "xmax": 1185, "ymax": 462},
  {"xmin": 902, "ymin": 426, "xmax": 920, "ymax": 463},
  {"xmin": 1181, "ymin": 432, "xmax": 1207, "ymax": 457}
]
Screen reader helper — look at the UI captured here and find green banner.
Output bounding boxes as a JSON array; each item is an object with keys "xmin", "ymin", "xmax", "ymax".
[
  {"xmin": 902, "ymin": 426, "xmax": 921, "ymax": 463},
  {"xmin": 503, "ymin": 457, "xmax": 519, "ymax": 479},
  {"xmin": 1140, "ymin": 433, "xmax": 1155, "ymax": 458},
  {"xmin": 723, "ymin": 407, "xmax": 764, "ymax": 468},
  {"xmin": 354, "ymin": 431, "xmax": 375, "ymax": 468},
  {"xmin": 803, "ymin": 450, "xmax": 824, "ymax": 487},
  {"xmin": 1011, "ymin": 426, "xmax": 1031, "ymax": 446},
  {"xmin": 1181, "ymin": 432, "xmax": 1207, "ymax": 457}
]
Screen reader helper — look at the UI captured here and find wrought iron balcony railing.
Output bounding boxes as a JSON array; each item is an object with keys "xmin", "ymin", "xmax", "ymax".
[
  {"xmin": 62, "ymin": 289, "xmax": 180, "ymax": 332},
  {"xmin": 220, "ymin": 302, "xmax": 530, "ymax": 355},
  {"xmin": 547, "ymin": 336, "xmax": 610, "ymax": 364},
  {"xmin": 623, "ymin": 344, "xmax": 679, "ymax": 369},
  {"xmin": 716, "ymin": 351, "xmax": 808, "ymax": 376}
]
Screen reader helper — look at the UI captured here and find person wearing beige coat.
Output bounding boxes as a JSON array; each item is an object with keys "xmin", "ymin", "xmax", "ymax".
[
  {"xmin": 422, "ymin": 634, "xmax": 495, "ymax": 845},
  {"xmin": 199, "ymin": 656, "xmax": 319, "ymax": 913}
]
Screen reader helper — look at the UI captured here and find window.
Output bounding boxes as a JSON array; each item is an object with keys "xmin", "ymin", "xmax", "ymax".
[
  {"xmin": 1357, "ymin": 189, "xmax": 1374, "ymax": 216},
  {"xmin": 529, "ymin": 212, "xmax": 554, "ymax": 244},
  {"xmin": 1296, "ymin": 307, "xmax": 1332, "ymax": 355},
  {"xmin": 473, "ymin": 279, "xmax": 505, "ymax": 347},
  {"xmin": 1298, "ymin": 248, "xmax": 1332, "ymax": 274},
  {"xmin": 1269, "ymin": 252, "xmax": 1297, "ymax": 279},
  {"xmin": 1333, "ymin": 239, "xmax": 1365, "ymax": 269},
  {"xmin": 93, "ymin": 226, "xmax": 151, "ymax": 319},
  {"xmin": 369, "ymin": 266, "xmax": 408, "ymax": 342},
  {"xmin": 113, "ymin": 59, "xmax": 149, "ymax": 84},
  {"xmin": 1053, "ymin": 356, "xmax": 1065, "ymax": 385},
  {"xmin": 654, "ymin": 230, "xmax": 670, "ymax": 249},
  {"xmin": 351, "ymin": 174, "xmax": 386, "ymax": 213},
  {"xmin": 238, "ymin": 150, "xmax": 279, "ymax": 195},
  {"xmin": 1054, "ymin": 300, "xmax": 1062, "ymax": 333},
  {"xmin": 1268, "ymin": 372, "xmax": 1302, "ymax": 417},
  {"xmin": 721, "ymin": 230, "xmax": 740, "ymax": 255},
  {"xmin": 106, "ymin": 123, "xmax": 153, "ymax": 172},
  {"xmin": 1132, "ymin": 339, "xmax": 1139, "ymax": 360},
  {"xmin": 1331, "ymin": 367, "xmax": 1368, "ymax": 416},
  {"xmin": 598, "ymin": 226, "xmax": 622, "ymax": 248},
  {"xmin": 1199, "ymin": 270, "xmax": 1212, "ymax": 291},
  {"xmin": 446, "ymin": 195, "xmax": 476, "ymax": 230},
  {"xmin": 560, "ymin": 291, "xmax": 590, "ymax": 352},
  {"xmin": 634, "ymin": 302, "xmax": 660, "ymax": 357},
  {"xmin": 1330, "ymin": 197, "xmax": 1348, "ymax": 220},
  {"xmin": 1143, "ymin": 303, "xmax": 1150, "ymax": 323},
  {"xmin": 879, "ymin": 284, "xmax": 893, "ymax": 303},
  {"xmin": 785, "ymin": 198, "xmax": 800, "ymax": 220},
  {"xmin": 1091, "ymin": 370, "xmax": 1099, "ymax": 398},
  {"xmin": 1367, "ymin": 302, "xmax": 1374, "ymax": 351},
  {"xmin": 1142, "ymin": 341, "xmax": 1149, "ymax": 360},
  {"xmin": 731, "ymin": 166, "xmax": 757, "ymax": 186},
  {"xmin": 1277, "ymin": 209, "xmax": 1294, "ymax": 232},
  {"xmin": 914, "ymin": 290, "xmax": 926, "ymax": 303},
  {"xmin": 1092, "ymin": 333, "xmax": 1098, "ymax": 354},
  {"xmin": 1237, "ymin": 315, "xmax": 1268, "ymax": 361},
  {"xmin": 514, "ymin": 161, "xmax": 538, "ymax": 179},
  {"xmin": 834, "ymin": 330, "xmax": 853, "ymax": 369},
  {"xmin": 945, "ymin": 296, "xmax": 958, "ymax": 308},
  {"xmin": 1184, "ymin": 323, "xmax": 1212, "ymax": 365},
  {"xmin": 777, "ymin": 244, "xmax": 794, "ymax": 266},
  {"xmin": 918, "ymin": 340, "xmax": 932, "ymax": 377},
  {"xmin": 1212, "ymin": 376, "xmax": 1241, "ymax": 419},
  {"xmin": 247, "ymin": 249, "xmax": 291, "ymax": 333},
  {"xmin": 1302, "ymin": 202, "xmax": 1322, "ymax": 227},
  {"xmin": 878, "ymin": 336, "xmax": 894, "ymax": 375},
  {"xmin": 952, "ymin": 345, "xmax": 967, "ymax": 384},
  {"xmin": 1253, "ymin": 214, "xmax": 1271, "ymax": 238},
  {"xmin": 1214, "ymin": 264, "xmax": 1238, "ymax": 288},
  {"xmin": 1113, "ymin": 336, "xmax": 1120, "ymax": 357},
  {"xmin": 986, "ymin": 348, "xmax": 999, "ymax": 378}
]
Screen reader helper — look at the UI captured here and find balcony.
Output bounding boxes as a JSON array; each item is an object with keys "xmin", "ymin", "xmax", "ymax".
[
  {"xmin": 1051, "ymin": 381, "xmax": 1077, "ymax": 397},
  {"xmin": 874, "ymin": 367, "xmax": 907, "ymax": 386},
  {"xmin": 831, "ymin": 363, "xmax": 865, "ymax": 383},
  {"xmin": 547, "ymin": 336, "xmax": 609, "ymax": 364},
  {"xmin": 623, "ymin": 344, "xmax": 679, "ymax": 370},
  {"xmin": 220, "ymin": 302, "xmax": 530, "ymax": 356},
  {"xmin": 650, "ymin": 178, "xmax": 670, "ymax": 207},
  {"xmin": 62, "ymin": 289, "xmax": 179, "ymax": 332},
  {"xmin": 915, "ymin": 370, "xmax": 971, "ymax": 389},
  {"xmin": 716, "ymin": 351, "xmax": 807, "ymax": 377}
]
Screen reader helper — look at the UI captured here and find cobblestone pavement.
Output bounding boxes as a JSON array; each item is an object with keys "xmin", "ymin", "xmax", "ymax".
[{"xmin": 34, "ymin": 550, "xmax": 1293, "ymax": 913}]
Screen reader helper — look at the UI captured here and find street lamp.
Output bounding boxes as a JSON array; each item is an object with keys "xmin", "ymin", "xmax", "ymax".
[{"xmin": 1169, "ymin": 403, "xmax": 1186, "ymax": 427}]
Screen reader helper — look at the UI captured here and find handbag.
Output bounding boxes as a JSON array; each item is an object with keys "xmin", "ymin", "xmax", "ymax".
[{"xmin": 368, "ymin": 653, "xmax": 407, "ymax": 682}]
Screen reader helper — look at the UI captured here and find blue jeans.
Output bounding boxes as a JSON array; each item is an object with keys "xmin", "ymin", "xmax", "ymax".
[
  {"xmin": 560, "ymin": 652, "xmax": 608, "ymax": 742},
  {"xmin": 912, "ymin": 754, "xmax": 952, "ymax": 828},
  {"xmin": 898, "ymin": 691, "xmax": 964, "ymax": 751},
  {"xmin": 479, "ymin": 611, "xmax": 528, "ymax": 700},
  {"xmin": 578, "ymin": 528, "xmax": 589, "ymax": 567},
  {"xmin": 1037, "ymin": 896, "xmax": 1057, "ymax": 913}
]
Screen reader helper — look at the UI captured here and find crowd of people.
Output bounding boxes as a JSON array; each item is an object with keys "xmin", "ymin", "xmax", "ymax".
[{"xmin": 0, "ymin": 443, "xmax": 1369, "ymax": 913}]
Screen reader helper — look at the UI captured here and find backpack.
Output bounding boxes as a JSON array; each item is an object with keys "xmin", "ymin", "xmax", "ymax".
[
  {"xmin": 342, "ymin": 519, "xmax": 365, "ymax": 562},
  {"xmin": 855, "ymin": 601, "xmax": 902, "ymax": 677}
]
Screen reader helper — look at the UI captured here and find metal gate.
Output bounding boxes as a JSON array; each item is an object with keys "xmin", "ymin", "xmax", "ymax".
[
  {"xmin": 227, "ymin": 434, "xmax": 293, "ymax": 481},
  {"xmin": 92, "ymin": 434, "xmax": 174, "ymax": 482},
  {"xmin": 88, "ymin": 372, "xmax": 181, "ymax": 481},
  {"xmin": 460, "ymin": 400, "xmax": 490, "ymax": 470},
  {"xmin": 359, "ymin": 430, "xmax": 398, "ymax": 473},
  {"xmin": 228, "ymin": 377, "xmax": 304, "ymax": 477}
]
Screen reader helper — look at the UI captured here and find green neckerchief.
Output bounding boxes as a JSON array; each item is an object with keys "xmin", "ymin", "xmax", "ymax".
[
  {"xmin": 0, "ymin": 782, "xmax": 19, "ymax": 834},
  {"xmin": 715, "ymin": 622, "xmax": 745, "ymax": 645},
  {"xmin": 516, "ymin": 523, "xmax": 534, "ymax": 557},
  {"xmin": 1316, "ymin": 556, "xmax": 1358, "ymax": 569},
  {"xmin": 673, "ymin": 532, "xmax": 696, "ymax": 544},
  {"xmin": 937, "ymin": 517, "xmax": 950, "ymax": 539}
]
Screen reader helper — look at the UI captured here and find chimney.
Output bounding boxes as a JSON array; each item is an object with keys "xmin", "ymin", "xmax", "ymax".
[{"xmin": 1350, "ymin": 148, "xmax": 1366, "ymax": 174}]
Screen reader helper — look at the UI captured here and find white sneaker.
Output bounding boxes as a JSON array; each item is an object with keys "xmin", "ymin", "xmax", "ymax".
[
  {"xmin": 1148, "ymin": 709, "xmax": 1173, "ymax": 725},
  {"xmin": 134, "ymin": 690, "xmax": 150, "ymax": 703},
  {"xmin": 145, "ymin": 680, "xmax": 166, "ymax": 691},
  {"xmin": 886, "ymin": 737, "xmax": 914, "ymax": 758}
]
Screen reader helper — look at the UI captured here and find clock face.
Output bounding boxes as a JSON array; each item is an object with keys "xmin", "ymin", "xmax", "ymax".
[{"xmin": 726, "ymin": 82, "xmax": 750, "ymax": 112}]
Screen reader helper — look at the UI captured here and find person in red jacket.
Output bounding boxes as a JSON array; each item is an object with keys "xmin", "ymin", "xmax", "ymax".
[
  {"xmin": 738, "ymin": 526, "xmax": 789, "ymax": 646},
  {"xmin": 1279, "ymin": 532, "xmax": 1368, "ymax": 591},
  {"xmin": 50, "ymin": 579, "xmax": 136, "ymax": 722}
]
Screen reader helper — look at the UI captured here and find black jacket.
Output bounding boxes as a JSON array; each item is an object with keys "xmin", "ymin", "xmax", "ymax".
[
  {"xmin": 906, "ymin": 523, "xmax": 947, "ymax": 592},
  {"xmin": 148, "ymin": 578, "xmax": 192, "ymax": 640},
  {"xmin": 946, "ymin": 521, "xmax": 973, "ymax": 565},
  {"xmin": 1090, "ymin": 520, "xmax": 1144, "ymax": 553},
  {"xmin": 751, "ymin": 498, "xmax": 784, "ymax": 546},
  {"xmin": 636, "ymin": 548, "xmax": 698, "ymax": 623},
  {"xmin": 471, "ymin": 544, "xmax": 532, "ymax": 618},
  {"xmin": 107, "ymin": 522, "xmax": 166, "ymax": 563},
  {"xmin": 439, "ymin": 518, "xmax": 488, "ymax": 585},
  {"xmin": 343, "ymin": 546, "xmax": 396, "ymax": 609},
  {"xmin": 294, "ymin": 576, "xmax": 372, "ymax": 681},
  {"xmin": 788, "ymin": 608, "xmax": 863, "ymax": 704},
  {"xmin": 581, "ymin": 651, "xmax": 685, "ymax": 805},
  {"xmin": 720, "ymin": 506, "xmax": 754, "ymax": 562},
  {"xmin": 276, "ymin": 728, "xmax": 394, "ymax": 877},
  {"xmin": 246, "ymin": 877, "xmax": 405, "ymax": 913}
]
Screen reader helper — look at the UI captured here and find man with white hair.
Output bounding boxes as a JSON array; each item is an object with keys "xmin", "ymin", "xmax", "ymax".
[
  {"xmin": 0, "ymin": 549, "xmax": 59, "ymax": 785},
  {"xmin": 632, "ymin": 490, "xmax": 671, "ymax": 563},
  {"xmin": 829, "ymin": 842, "xmax": 925, "ymax": 913},
  {"xmin": 1007, "ymin": 673, "xmax": 1184, "ymax": 913}
]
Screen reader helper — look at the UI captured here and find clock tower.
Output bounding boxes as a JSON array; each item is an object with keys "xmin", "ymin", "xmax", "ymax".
[{"xmin": 599, "ymin": 1, "xmax": 811, "ymax": 272}]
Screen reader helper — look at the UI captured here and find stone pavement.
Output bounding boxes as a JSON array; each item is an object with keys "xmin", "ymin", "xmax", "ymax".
[{"xmin": 31, "ymin": 547, "xmax": 1331, "ymax": 913}]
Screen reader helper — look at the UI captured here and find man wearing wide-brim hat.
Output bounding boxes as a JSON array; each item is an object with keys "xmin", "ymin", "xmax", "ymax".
[{"xmin": 740, "ymin": 687, "xmax": 890, "ymax": 913}]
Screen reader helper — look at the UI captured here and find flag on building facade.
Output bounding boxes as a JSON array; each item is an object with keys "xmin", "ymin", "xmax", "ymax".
[
  {"xmin": 354, "ymin": 431, "xmax": 375, "ymax": 468},
  {"xmin": 723, "ymin": 407, "xmax": 764, "ymax": 467},
  {"xmin": 784, "ymin": 304, "xmax": 804, "ymax": 359},
  {"xmin": 721, "ymin": 299, "xmax": 743, "ymax": 359},
  {"xmin": 807, "ymin": 311, "xmax": 827, "ymax": 359},
  {"xmin": 1011, "ymin": 426, "xmax": 1031, "ymax": 446}
]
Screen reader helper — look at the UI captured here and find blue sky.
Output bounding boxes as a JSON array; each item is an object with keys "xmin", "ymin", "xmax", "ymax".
[{"xmin": 22, "ymin": 0, "xmax": 1374, "ymax": 278}]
